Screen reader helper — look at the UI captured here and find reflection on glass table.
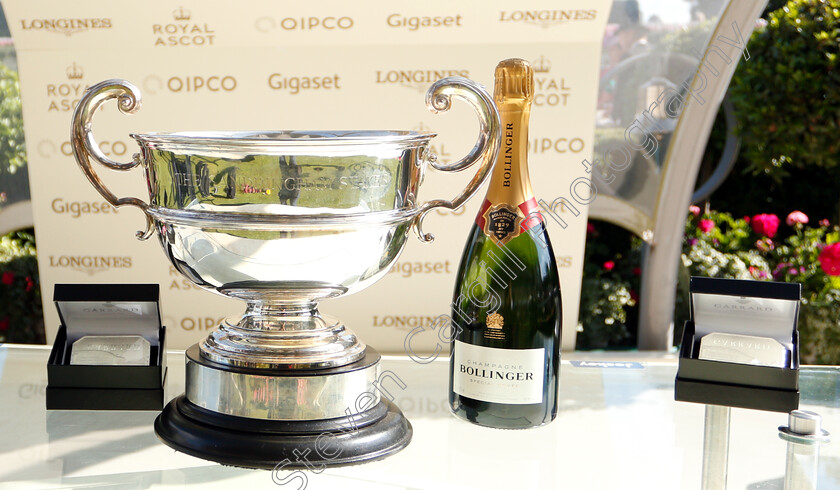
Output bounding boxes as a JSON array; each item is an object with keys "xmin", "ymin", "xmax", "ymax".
[{"xmin": 0, "ymin": 345, "xmax": 838, "ymax": 489}]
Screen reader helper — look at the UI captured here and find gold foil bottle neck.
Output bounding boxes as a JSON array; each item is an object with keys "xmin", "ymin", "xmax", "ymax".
[{"xmin": 494, "ymin": 58, "xmax": 534, "ymax": 102}]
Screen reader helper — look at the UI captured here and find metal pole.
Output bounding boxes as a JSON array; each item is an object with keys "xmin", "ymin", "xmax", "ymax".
[
  {"xmin": 701, "ymin": 404, "xmax": 731, "ymax": 490},
  {"xmin": 783, "ymin": 441, "xmax": 819, "ymax": 490},
  {"xmin": 779, "ymin": 410, "xmax": 830, "ymax": 490}
]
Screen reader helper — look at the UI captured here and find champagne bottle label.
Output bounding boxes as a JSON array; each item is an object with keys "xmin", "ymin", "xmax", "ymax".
[
  {"xmin": 452, "ymin": 340, "xmax": 545, "ymax": 404},
  {"xmin": 476, "ymin": 197, "xmax": 543, "ymax": 245}
]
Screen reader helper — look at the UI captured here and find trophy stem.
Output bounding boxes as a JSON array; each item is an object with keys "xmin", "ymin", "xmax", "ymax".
[
  {"xmin": 240, "ymin": 299, "xmax": 321, "ymax": 331},
  {"xmin": 199, "ymin": 296, "xmax": 367, "ymax": 370}
]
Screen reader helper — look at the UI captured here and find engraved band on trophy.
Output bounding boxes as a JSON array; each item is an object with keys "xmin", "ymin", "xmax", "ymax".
[{"xmin": 70, "ymin": 77, "xmax": 500, "ymax": 468}]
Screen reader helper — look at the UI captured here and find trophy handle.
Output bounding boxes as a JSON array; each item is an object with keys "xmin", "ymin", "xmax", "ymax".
[
  {"xmin": 71, "ymin": 79, "xmax": 153, "ymax": 240},
  {"xmin": 414, "ymin": 76, "xmax": 501, "ymax": 243}
]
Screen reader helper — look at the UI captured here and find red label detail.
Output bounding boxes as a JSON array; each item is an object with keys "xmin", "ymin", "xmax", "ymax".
[
  {"xmin": 518, "ymin": 197, "xmax": 543, "ymax": 231},
  {"xmin": 476, "ymin": 199, "xmax": 492, "ymax": 230}
]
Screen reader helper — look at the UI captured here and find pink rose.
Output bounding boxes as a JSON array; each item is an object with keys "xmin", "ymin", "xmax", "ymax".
[
  {"xmin": 751, "ymin": 214, "xmax": 780, "ymax": 238},
  {"xmin": 689, "ymin": 205, "xmax": 701, "ymax": 217},
  {"xmin": 818, "ymin": 243, "xmax": 840, "ymax": 276},
  {"xmin": 603, "ymin": 261, "xmax": 615, "ymax": 272},
  {"xmin": 786, "ymin": 211, "xmax": 809, "ymax": 226},
  {"xmin": 820, "ymin": 219, "xmax": 831, "ymax": 228},
  {"xmin": 699, "ymin": 219, "xmax": 715, "ymax": 234},
  {"xmin": 586, "ymin": 223, "xmax": 596, "ymax": 234}
]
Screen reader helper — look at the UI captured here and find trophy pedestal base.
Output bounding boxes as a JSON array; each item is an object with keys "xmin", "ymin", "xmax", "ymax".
[
  {"xmin": 154, "ymin": 345, "xmax": 412, "ymax": 469},
  {"xmin": 155, "ymin": 394, "xmax": 412, "ymax": 469}
]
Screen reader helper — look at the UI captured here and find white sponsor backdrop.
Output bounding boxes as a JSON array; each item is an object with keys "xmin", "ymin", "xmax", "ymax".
[{"xmin": 2, "ymin": 0, "xmax": 609, "ymax": 353}]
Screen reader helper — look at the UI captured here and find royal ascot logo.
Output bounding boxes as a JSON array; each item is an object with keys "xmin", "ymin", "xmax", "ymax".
[
  {"xmin": 142, "ymin": 74, "xmax": 237, "ymax": 95},
  {"xmin": 46, "ymin": 63, "xmax": 88, "ymax": 112},
  {"xmin": 531, "ymin": 55, "xmax": 571, "ymax": 107},
  {"xmin": 153, "ymin": 6, "xmax": 216, "ymax": 46},
  {"xmin": 254, "ymin": 15, "xmax": 354, "ymax": 32},
  {"xmin": 20, "ymin": 17, "xmax": 112, "ymax": 36},
  {"xmin": 66, "ymin": 62, "xmax": 83, "ymax": 80},
  {"xmin": 37, "ymin": 139, "xmax": 131, "ymax": 159},
  {"xmin": 375, "ymin": 68, "xmax": 469, "ymax": 93},
  {"xmin": 48, "ymin": 255, "xmax": 132, "ymax": 276},
  {"xmin": 498, "ymin": 9, "xmax": 597, "ymax": 28},
  {"xmin": 267, "ymin": 72, "xmax": 342, "ymax": 95},
  {"xmin": 168, "ymin": 266, "xmax": 202, "ymax": 291}
]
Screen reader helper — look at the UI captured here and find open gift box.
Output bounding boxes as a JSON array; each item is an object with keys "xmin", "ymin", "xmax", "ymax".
[
  {"xmin": 675, "ymin": 276, "xmax": 801, "ymax": 412},
  {"xmin": 46, "ymin": 284, "xmax": 166, "ymax": 410}
]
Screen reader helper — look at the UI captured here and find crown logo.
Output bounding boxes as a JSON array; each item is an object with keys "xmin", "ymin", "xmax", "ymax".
[
  {"xmin": 173, "ymin": 6, "xmax": 191, "ymax": 21},
  {"xmin": 66, "ymin": 62, "xmax": 83, "ymax": 80},
  {"xmin": 486, "ymin": 312, "xmax": 504, "ymax": 330},
  {"xmin": 532, "ymin": 55, "xmax": 551, "ymax": 74}
]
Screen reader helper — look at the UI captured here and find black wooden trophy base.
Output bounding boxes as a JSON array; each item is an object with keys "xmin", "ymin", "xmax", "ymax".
[{"xmin": 155, "ymin": 394, "xmax": 412, "ymax": 469}]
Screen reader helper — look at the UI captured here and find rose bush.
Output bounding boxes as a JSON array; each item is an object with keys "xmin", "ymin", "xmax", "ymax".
[
  {"xmin": 0, "ymin": 229, "xmax": 44, "ymax": 344},
  {"xmin": 577, "ymin": 223, "xmax": 640, "ymax": 350}
]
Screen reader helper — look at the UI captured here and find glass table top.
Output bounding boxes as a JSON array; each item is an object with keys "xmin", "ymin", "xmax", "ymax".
[{"xmin": 0, "ymin": 345, "xmax": 838, "ymax": 489}]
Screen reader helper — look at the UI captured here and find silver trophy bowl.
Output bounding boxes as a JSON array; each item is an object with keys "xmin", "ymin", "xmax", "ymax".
[{"xmin": 71, "ymin": 78, "xmax": 500, "ymax": 468}]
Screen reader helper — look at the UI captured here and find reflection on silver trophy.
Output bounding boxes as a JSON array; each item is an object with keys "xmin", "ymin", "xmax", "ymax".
[{"xmin": 70, "ymin": 77, "xmax": 500, "ymax": 468}]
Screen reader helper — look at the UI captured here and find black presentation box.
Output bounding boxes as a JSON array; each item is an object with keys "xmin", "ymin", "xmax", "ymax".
[
  {"xmin": 46, "ymin": 284, "xmax": 166, "ymax": 410},
  {"xmin": 675, "ymin": 277, "xmax": 801, "ymax": 413}
]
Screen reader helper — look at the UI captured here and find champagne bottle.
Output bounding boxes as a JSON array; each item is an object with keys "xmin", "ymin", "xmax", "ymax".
[{"xmin": 448, "ymin": 58, "xmax": 561, "ymax": 429}]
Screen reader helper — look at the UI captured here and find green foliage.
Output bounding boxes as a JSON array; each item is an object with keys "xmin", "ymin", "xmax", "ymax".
[
  {"xmin": 728, "ymin": 0, "xmax": 840, "ymax": 178},
  {"xmin": 711, "ymin": 161, "xmax": 840, "ymax": 222},
  {"xmin": 0, "ymin": 228, "xmax": 44, "ymax": 344},
  {"xmin": 577, "ymin": 274, "xmax": 634, "ymax": 349},
  {"xmin": 650, "ymin": 18, "xmax": 718, "ymax": 57},
  {"xmin": 0, "ymin": 64, "xmax": 25, "ymax": 178},
  {"xmin": 577, "ymin": 224, "xmax": 641, "ymax": 350}
]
